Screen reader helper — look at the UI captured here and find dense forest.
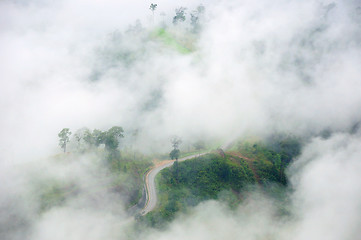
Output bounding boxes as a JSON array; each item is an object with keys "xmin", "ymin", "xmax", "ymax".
[
  {"xmin": 140, "ymin": 137, "xmax": 301, "ymax": 228},
  {"xmin": 47, "ymin": 124, "xmax": 301, "ymax": 229}
]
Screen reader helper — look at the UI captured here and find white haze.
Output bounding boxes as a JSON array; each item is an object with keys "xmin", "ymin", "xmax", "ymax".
[
  {"xmin": 0, "ymin": 0, "xmax": 361, "ymax": 239},
  {"xmin": 140, "ymin": 133, "xmax": 361, "ymax": 240}
]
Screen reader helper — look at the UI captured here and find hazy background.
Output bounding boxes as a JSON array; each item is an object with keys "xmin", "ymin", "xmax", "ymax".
[{"xmin": 1, "ymin": 0, "xmax": 361, "ymax": 239}]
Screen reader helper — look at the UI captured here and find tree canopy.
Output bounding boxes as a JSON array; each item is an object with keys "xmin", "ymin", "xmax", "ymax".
[
  {"xmin": 173, "ymin": 7, "xmax": 187, "ymax": 25},
  {"xmin": 169, "ymin": 149, "xmax": 180, "ymax": 161},
  {"xmin": 104, "ymin": 126, "xmax": 124, "ymax": 151},
  {"xmin": 170, "ymin": 136, "xmax": 182, "ymax": 161},
  {"xmin": 58, "ymin": 128, "xmax": 71, "ymax": 153}
]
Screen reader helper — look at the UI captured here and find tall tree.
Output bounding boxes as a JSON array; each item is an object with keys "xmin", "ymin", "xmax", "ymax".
[
  {"xmin": 92, "ymin": 129, "xmax": 106, "ymax": 147},
  {"xmin": 73, "ymin": 127, "xmax": 92, "ymax": 151},
  {"xmin": 82, "ymin": 128, "xmax": 94, "ymax": 147},
  {"xmin": 169, "ymin": 136, "xmax": 182, "ymax": 182},
  {"xmin": 170, "ymin": 148, "xmax": 180, "ymax": 161},
  {"xmin": 104, "ymin": 126, "xmax": 124, "ymax": 151},
  {"xmin": 149, "ymin": 3, "xmax": 158, "ymax": 23},
  {"xmin": 73, "ymin": 128, "xmax": 88, "ymax": 145},
  {"xmin": 58, "ymin": 128, "xmax": 71, "ymax": 153},
  {"xmin": 170, "ymin": 136, "xmax": 182, "ymax": 161}
]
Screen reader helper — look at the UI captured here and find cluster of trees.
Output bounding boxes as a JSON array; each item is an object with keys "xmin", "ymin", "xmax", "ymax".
[
  {"xmin": 57, "ymin": 126, "xmax": 153, "ymax": 208},
  {"xmin": 164, "ymin": 153, "xmax": 255, "ymax": 197},
  {"xmin": 236, "ymin": 137, "xmax": 301, "ymax": 185},
  {"xmin": 149, "ymin": 3, "xmax": 205, "ymax": 31},
  {"xmin": 141, "ymin": 138, "xmax": 302, "ymax": 227},
  {"xmin": 57, "ymin": 126, "xmax": 124, "ymax": 153},
  {"xmin": 141, "ymin": 153, "xmax": 255, "ymax": 227},
  {"xmin": 93, "ymin": 4, "xmax": 207, "ymax": 83}
]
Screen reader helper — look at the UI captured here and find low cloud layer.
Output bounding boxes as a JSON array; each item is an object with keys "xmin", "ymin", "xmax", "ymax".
[
  {"xmin": 141, "ymin": 133, "xmax": 361, "ymax": 240},
  {"xmin": 1, "ymin": 0, "xmax": 361, "ymax": 156},
  {"xmin": 1, "ymin": 0, "xmax": 361, "ymax": 239}
]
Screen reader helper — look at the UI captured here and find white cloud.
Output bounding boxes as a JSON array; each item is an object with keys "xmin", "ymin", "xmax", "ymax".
[{"xmin": 1, "ymin": 0, "xmax": 361, "ymax": 239}]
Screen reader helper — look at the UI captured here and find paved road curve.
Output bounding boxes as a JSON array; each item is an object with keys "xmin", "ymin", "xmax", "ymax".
[{"xmin": 140, "ymin": 153, "xmax": 207, "ymax": 215}]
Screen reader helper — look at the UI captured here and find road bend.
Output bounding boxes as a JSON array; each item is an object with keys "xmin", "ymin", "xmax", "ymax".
[{"xmin": 140, "ymin": 153, "xmax": 207, "ymax": 215}]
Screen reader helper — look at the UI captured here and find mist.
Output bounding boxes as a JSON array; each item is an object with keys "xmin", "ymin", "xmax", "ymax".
[{"xmin": 1, "ymin": 0, "xmax": 361, "ymax": 239}]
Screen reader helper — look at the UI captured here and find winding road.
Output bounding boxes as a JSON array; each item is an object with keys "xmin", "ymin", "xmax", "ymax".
[{"xmin": 140, "ymin": 153, "xmax": 207, "ymax": 215}]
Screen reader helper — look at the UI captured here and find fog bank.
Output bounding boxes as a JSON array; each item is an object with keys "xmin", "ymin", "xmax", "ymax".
[{"xmin": 1, "ymin": 0, "xmax": 361, "ymax": 239}]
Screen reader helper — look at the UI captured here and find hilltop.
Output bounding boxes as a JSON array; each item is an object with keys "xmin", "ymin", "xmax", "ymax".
[{"xmin": 139, "ymin": 137, "xmax": 301, "ymax": 228}]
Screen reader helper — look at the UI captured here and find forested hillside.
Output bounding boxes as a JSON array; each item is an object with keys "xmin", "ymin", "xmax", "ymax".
[
  {"xmin": 141, "ymin": 137, "xmax": 301, "ymax": 228},
  {"xmin": 2, "ymin": 1, "xmax": 361, "ymax": 239}
]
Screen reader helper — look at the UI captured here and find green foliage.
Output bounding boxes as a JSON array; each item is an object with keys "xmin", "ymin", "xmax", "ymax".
[
  {"xmin": 73, "ymin": 127, "xmax": 92, "ymax": 151},
  {"xmin": 153, "ymin": 28, "xmax": 192, "ymax": 54},
  {"xmin": 167, "ymin": 154, "xmax": 254, "ymax": 197},
  {"xmin": 39, "ymin": 185, "xmax": 66, "ymax": 211},
  {"xmin": 235, "ymin": 137, "xmax": 301, "ymax": 185},
  {"xmin": 169, "ymin": 136, "xmax": 182, "ymax": 160},
  {"xmin": 140, "ymin": 153, "xmax": 255, "ymax": 227},
  {"xmin": 82, "ymin": 128, "xmax": 94, "ymax": 147},
  {"xmin": 169, "ymin": 149, "xmax": 180, "ymax": 160},
  {"xmin": 69, "ymin": 126, "xmax": 124, "ymax": 153},
  {"xmin": 58, "ymin": 128, "xmax": 71, "ymax": 152},
  {"xmin": 56, "ymin": 125, "xmax": 150, "ymax": 207},
  {"xmin": 149, "ymin": 3, "xmax": 157, "ymax": 12},
  {"xmin": 173, "ymin": 7, "xmax": 187, "ymax": 25},
  {"xmin": 140, "ymin": 138, "xmax": 299, "ymax": 227},
  {"xmin": 265, "ymin": 135, "xmax": 302, "ymax": 164},
  {"xmin": 278, "ymin": 137, "xmax": 301, "ymax": 164},
  {"xmin": 106, "ymin": 149, "xmax": 152, "ymax": 206},
  {"xmin": 92, "ymin": 129, "xmax": 106, "ymax": 147},
  {"xmin": 92, "ymin": 3, "xmax": 207, "ymax": 81},
  {"xmin": 33, "ymin": 179, "xmax": 76, "ymax": 213},
  {"xmin": 104, "ymin": 126, "xmax": 124, "ymax": 151}
]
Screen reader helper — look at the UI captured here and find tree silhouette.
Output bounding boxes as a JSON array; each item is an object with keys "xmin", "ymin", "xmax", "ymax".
[
  {"xmin": 149, "ymin": 3, "xmax": 158, "ymax": 22},
  {"xmin": 170, "ymin": 136, "xmax": 182, "ymax": 161},
  {"xmin": 173, "ymin": 7, "xmax": 187, "ymax": 25},
  {"xmin": 58, "ymin": 128, "xmax": 71, "ymax": 153}
]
